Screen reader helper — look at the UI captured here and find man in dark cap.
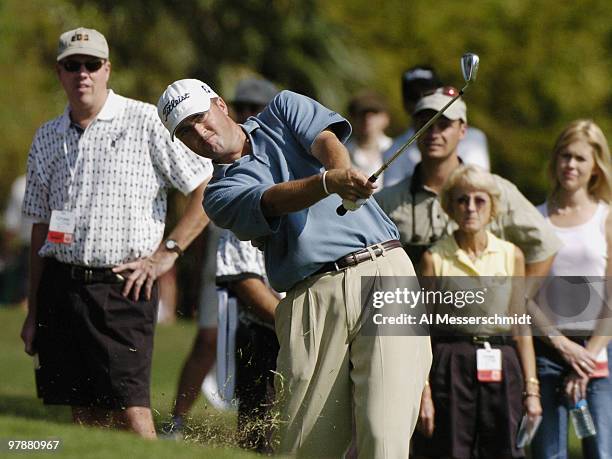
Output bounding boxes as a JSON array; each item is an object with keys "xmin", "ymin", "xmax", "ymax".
[{"xmin": 231, "ymin": 78, "xmax": 279, "ymax": 123}]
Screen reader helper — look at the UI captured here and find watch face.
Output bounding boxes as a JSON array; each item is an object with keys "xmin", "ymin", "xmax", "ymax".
[{"xmin": 165, "ymin": 239, "xmax": 183, "ymax": 256}]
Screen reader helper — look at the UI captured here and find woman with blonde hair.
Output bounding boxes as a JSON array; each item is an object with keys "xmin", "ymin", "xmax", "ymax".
[
  {"xmin": 414, "ymin": 165, "xmax": 541, "ymax": 458},
  {"xmin": 532, "ymin": 119, "xmax": 612, "ymax": 459}
]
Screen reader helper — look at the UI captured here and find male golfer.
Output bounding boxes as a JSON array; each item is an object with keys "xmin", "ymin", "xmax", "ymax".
[
  {"xmin": 164, "ymin": 78, "xmax": 279, "ymax": 439},
  {"xmin": 157, "ymin": 79, "xmax": 431, "ymax": 458}
]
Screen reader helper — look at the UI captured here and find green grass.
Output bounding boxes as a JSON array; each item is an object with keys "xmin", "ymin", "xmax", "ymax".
[
  {"xmin": 0, "ymin": 306, "xmax": 254, "ymax": 458},
  {"xmin": 0, "ymin": 306, "xmax": 585, "ymax": 458},
  {"xmin": 0, "ymin": 416, "xmax": 254, "ymax": 459}
]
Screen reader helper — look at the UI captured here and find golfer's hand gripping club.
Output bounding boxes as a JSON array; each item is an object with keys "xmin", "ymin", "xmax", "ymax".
[
  {"xmin": 336, "ymin": 174, "xmax": 377, "ymax": 215},
  {"xmin": 336, "ymin": 52, "xmax": 479, "ymax": 216},
  {"xmin": 335, "ymin": 91, "xmax": 464, "ymax": 216}
]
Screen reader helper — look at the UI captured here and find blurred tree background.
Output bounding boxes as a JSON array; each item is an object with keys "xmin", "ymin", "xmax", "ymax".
[{"xmin": 1, "ymin": 0, "xmax": 611, "ymax": 206}]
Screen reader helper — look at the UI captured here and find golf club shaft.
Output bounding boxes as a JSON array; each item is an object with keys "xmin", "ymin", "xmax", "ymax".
[
  {"xmin": 372, "ymin": 85, "xmax": 467, "ymax": 179},
  {"xmin": 336, "ymin": 83, "xmax": 468, "ymax": 216}
]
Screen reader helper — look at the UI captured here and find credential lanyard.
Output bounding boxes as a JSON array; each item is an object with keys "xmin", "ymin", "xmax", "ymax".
[{"xmin": 61, "ymin": 123, "xmax": 87, "ymax": 210}]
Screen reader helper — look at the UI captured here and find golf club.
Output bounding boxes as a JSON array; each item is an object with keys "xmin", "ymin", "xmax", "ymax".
[{"xmin": 336, "ymin": 52, "xmax": 480, "ymax": 216}]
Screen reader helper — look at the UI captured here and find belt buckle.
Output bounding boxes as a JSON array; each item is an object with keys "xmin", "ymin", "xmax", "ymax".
[
  {"xmin": 84, "ymin": 268, "xmax": 93, "ymax": 283},
  {"xmin": 472, "ymin": 336, "xmax": 488, "ymax": 345}
]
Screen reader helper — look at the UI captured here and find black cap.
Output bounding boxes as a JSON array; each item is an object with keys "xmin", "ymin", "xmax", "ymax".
[{"xmin": 401, "ymin": 65, "xmax": 442, "ymax": 110}]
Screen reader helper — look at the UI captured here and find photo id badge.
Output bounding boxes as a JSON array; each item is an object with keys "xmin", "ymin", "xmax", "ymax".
[
  {"xmin": 48, "ymin": 210, "xmax": 76, "ymax": 244},
  {"xmin": 477, "ymin": 343, "xmax": 502, "ymax": 382},
  {"xmin": 591, "ymin": 347, "xmax": 609, "ymax": 379}
]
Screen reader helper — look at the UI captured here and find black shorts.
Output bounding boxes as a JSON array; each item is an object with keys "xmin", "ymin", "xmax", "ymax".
[{"xmin": 34, "ymin": 259, "xmax": 158, "ymax": 409}]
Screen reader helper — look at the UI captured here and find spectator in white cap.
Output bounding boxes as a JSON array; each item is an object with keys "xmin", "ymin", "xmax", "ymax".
[
  {"xmin": 20, "ymin": 27, "xmax": 212, "ymax": 438},
  {"xmin": 376, "ymin": 85, "xmax": 561, "ymax": 274},
  {"xmin": 382, "ymin": 65, "xmax": 490, "ymax": 187}
]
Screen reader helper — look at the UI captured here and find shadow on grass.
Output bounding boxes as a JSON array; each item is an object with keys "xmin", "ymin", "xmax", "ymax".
[{"xmin": 0, "ymin": 393, "xmax": 71, "ymax": 424}]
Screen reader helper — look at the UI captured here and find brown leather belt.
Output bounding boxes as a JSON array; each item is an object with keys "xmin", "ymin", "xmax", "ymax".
[{"xmin": 313, "ymin": 239, "xmax": 402, "ymax": 276}]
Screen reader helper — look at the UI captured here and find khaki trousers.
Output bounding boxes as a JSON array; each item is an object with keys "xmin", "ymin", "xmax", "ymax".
[{"xmin": 274, "ymin": 247, "xmax": 432, "ymax": 458}]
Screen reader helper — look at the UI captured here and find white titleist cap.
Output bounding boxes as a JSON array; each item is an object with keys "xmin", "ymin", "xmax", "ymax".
[{"xmin": 157, "ymin": 79, "xmax": 219, "ymax": 141}]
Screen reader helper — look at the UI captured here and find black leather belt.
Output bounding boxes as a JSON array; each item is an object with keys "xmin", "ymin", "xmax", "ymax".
[
  {"xmin": 57, "ymin": 262, "xmax": 126, "ymax": 284},
  {"xmin": 313, "ymin": 240, "xmax": 402, "ymax": 276},
  {"xmin": 433, "ymin": 334, "xmax": 514, "ymax": 346}
]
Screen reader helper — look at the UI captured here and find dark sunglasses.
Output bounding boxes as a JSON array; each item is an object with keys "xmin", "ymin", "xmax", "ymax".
[
  {"xmin": 61, "ymin": 59, "xmax": 105, "ymax": 73},
  {"xmin": 455, "ymin": 194, "xmax": 489, "ymax": 208}
]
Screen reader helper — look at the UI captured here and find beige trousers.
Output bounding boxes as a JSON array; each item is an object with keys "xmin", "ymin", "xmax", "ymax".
[{"xmin": 274, "ymin": 247, "xmax": 432, "ymax": 458}]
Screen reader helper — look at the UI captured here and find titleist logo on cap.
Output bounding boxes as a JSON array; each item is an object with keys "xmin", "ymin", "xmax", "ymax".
[{"xmin": 163, "ymin": 93, "xmax": 190, "ymax": 121}]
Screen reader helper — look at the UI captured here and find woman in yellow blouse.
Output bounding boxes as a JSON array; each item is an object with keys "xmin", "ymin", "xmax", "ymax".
[{"xmin": 413, "ymin": 165, "xmax": 542, "ymax": 458}]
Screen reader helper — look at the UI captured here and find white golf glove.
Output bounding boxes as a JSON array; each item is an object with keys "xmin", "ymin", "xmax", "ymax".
[{"xmin": 342, "ymin": 198, "xmax": 367, "ymax": 212}]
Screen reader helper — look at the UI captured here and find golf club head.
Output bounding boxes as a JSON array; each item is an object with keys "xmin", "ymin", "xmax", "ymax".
[{"xmin": 461, "ymin": 53, "xmax": 479, "ymax": 84}]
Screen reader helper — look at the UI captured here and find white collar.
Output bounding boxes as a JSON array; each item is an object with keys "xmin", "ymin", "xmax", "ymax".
[{"xmin": 56, "ymin": 90, "xmax": 124, "ymax": 133}]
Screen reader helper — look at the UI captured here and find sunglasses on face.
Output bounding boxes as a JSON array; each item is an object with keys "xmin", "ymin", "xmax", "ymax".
[
  {"xmin": 61, "ymin": 59, "xmax": 105, "ymax": 73},
  {"xmin": 455, "ymin": 194, "xmax": 489, "ymax": 209}
]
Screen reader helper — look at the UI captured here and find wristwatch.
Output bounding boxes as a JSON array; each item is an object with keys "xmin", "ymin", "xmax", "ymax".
[{"xmin": 164, "ymin": 239, "xmax": 184, "ymax": 257}]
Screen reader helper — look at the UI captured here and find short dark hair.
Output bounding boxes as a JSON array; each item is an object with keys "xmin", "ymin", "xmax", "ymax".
[{"xmin": 348, "ymin": 91, "xmax": 388, "ymax": 117}]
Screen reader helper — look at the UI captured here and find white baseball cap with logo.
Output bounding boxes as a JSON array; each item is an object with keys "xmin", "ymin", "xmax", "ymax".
[
  {"xmin": 413, "ymin": 87, "xmax": 467, "ymax": 123},
  {"xmin": 57, "ymin": 27, "xmax": 109, "ymax": 61},
  {"xmin": 157, "ymin": 79, "xmax": 219, "ymax": 141}
]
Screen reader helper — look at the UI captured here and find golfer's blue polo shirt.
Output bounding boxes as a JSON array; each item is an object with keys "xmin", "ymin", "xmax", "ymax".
[{"xmin": 204, "ymin": 90, "xmax": 399, "ymax": 292}]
